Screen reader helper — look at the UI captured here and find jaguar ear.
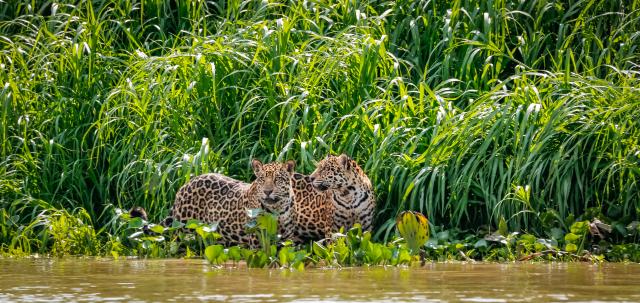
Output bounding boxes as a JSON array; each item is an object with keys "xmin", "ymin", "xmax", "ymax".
[
  {"xmin": 251, "ymin": 159, "xmax": 263, "ymax": 173},
  {"xmin": 285, "ymin": 160, "xmax": 296, "ymax": 173},
  {"xmin": 338, "ymin": 154, "xmax": 351, "ymax": 169}
]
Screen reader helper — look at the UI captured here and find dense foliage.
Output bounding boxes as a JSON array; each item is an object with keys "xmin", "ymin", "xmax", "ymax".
[
  {"xmin": 1, "ymin": 0, "xmax": 639, "ymax": 257},
  {"xmin": 3, "ymin": 208, "xmax": 639, "ymax": 264}
]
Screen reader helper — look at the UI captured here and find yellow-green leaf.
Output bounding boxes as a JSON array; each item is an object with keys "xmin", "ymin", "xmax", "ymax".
[{"xmin": 396, "ymin": 211, "xmax": 429, "ymax": 255}]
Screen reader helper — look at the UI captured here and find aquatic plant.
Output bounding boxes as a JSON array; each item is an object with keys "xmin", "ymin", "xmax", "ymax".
[
  {"xmin": 564, "ymin": 221, "xmax": 590, "ymax": 254},
  {"xmin": 3, "ymin": 206, "xmax": 639, "ymax": 264},
  {"xmin": 278, "ymin": 243, "xmax": 307, "ymax": 270},
  {"xmin": 244, "ymin": 208, "xmax": 281, "ymax": 267},
  {"xmin": 396, "ymin": 211, "xmax": 429, "ymax": 255},
  {"xmin": 204, "ymin": 244, "xmax": 226, "ymax": 265}
]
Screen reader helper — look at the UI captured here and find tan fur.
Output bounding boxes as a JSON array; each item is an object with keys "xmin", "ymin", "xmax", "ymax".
[
  {"xmin": 170, "ymin": 160, "xmax": 295, "ymax": 246},
  {"xmin": 309, "ymin": 154, "xmax": 376, "ymax": 232},
  {"xmin": 290, "ymin": 173, "xmax": 334, "ymax": 243}
]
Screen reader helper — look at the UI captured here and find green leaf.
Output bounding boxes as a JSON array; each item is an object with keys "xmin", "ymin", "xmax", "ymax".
[
  {"xmin": 474, "ymin": 239, "xmax": 488, "ymax": 248},
  {"xmin": 396, "ymin": 248, "xmax": 412, "ymax": 265},
  {"xmin": 171, "ymin": 220, "xmax": 184, "ymax": 229},
  {"xmin": 149, "ymin": 224, "xmax": 165, "ymax": 234},
  {"xmin": 570, "ymin": 221, "xmax": 589, "ymax": 235},
  {"xmin": 292, "ymin": 259, "xmax": 305, "ymax": 271},
  {"xmin": 550, "ymin": 227, "xmax": 564, "ymax": 240},
  {"xmin": 565, "ymin": 243, "xmax": 578, "ymax": 253},
  {"xmin": 519, "ymin": 234, "xmax": 536, "ymax": 245},
  {"xmin": 312, "ymin": 241, "xmax": 329, "ymax": 259},
  {"xmin": 396, "ymin": 211, "xmax": 429, "ymax": 255},
  {"xmin": 537, "ymin": 238, "xmax": 557, "ymax": 249},
  {"xmin": 436, "ymin": 230, "xmax": 450, "ymax": 242},
  {"xmin": 169, "ymin": 242, "xmax": 179, "ymax": 255},
  {"xmin": 204, "ymin": 245, "xmax": 224, "ymax": 265},
  {"xmin": 362, "ymin": 231, "xmax": 372, "ymax": 250},
  {"xmin": 367, "ymin": 243, "xmax": 383, "ymax": 264},
  {"xmin": 381, "ymin": 246, "xmax": 392, "ymax": 263},
  {"xmin": 140, "ymin": 235, "xmax": 164, "ymax": 242},
  {"xmin": 539, "ymin": 209, "xmax": 561, "ymax": 228},
  {"xmin": 278, "ymin": 247, "xmax": 292, "ymax": 265},
  {"xmin": 256, "ymin": 213, "xmax": 278, "ymax": 236},
  {"xmin": 228, "ymin": 246, "xmax": 242, "ymax": 262},
  {"xmin": 614, "ymin": 222, "xmax": 627, "ymax": 235},
  {"xmin": 128, "ymin": 217, "xmax": 144, "ymax": 229},
  {"xmin": 498, "ymin": 217, "xmax": 508, "ymax": 237},
  {"xmin": 195, "ymin": 227, "xmax": 206, "ymax": 240},
  {"xmin": 278, "ymin": 249, "xmax": 288, "ymax": 265},
  {"xmin": 347, "ymin": 224, "xmax": 363, "ymax": 241},
  {"xmin": 248, "ymin": 251, "xmax": 268, "ymax": 268},
  {"xmin": 564, "ymin": 233, "xmax": 581, "ymax": 242},
  {"xmin": 564, "ymin": 214, "xmax": 576, "ymax": 229},
  {"xmin": 185, "ymin": 219, "xmax": 201, "ymax": 229},
  {"xmin": 241, "ymin": 248, "xmax": 253, "ymax": 260}
]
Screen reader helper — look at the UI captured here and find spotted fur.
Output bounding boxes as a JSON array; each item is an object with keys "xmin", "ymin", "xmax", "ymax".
[
  {"xmin": 169, "ymin": 159, "xmax": 295, "ymax": 246},
  {"xmin": 309, "ymin": 154, "xmax": 375, "ymax": 232},
  {"xmin": 290, "ymin": 173, "xmax": 334, "ymax": 243}
]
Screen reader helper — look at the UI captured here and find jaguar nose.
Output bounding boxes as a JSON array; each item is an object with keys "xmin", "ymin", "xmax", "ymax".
[{"xmin": 263, "ymin": 189, "xmax": 273, "ymax": 196}]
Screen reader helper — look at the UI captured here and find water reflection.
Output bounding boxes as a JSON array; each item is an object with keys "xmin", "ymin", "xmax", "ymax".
[{"xmin": 0, "ymin": 259, "xmax": 638, "ymax": 302}]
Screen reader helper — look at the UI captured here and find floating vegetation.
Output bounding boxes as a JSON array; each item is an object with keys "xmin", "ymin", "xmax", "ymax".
[{"xmin": 3, "ymin": 207, "xmax": 639, "ymax": 266}]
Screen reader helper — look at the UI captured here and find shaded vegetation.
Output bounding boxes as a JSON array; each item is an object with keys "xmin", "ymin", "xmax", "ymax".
[{"xmin": 1, "ymin": 0, "xmax": 639, "ymax": 261}]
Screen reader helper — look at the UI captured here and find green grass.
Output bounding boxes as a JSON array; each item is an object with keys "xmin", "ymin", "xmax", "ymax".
[{"xmin": 1, "ymin": 0, "xmax": 639, "ymax": 248}]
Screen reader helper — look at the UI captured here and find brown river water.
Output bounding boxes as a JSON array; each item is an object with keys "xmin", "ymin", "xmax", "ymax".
[{"xmin": 0, "ymin": 259, "xmax": 639, "ymax": 302}]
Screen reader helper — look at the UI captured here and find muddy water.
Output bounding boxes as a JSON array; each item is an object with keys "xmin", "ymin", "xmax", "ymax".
[{"xmin": 0, "ymin": 259, "xmax": 639, "ymax": 302}]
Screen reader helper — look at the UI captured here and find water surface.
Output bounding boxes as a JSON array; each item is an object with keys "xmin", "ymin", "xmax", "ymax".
[{"xmin": 1, "ymin": 259, "xmax": 639, "ymax": 302}]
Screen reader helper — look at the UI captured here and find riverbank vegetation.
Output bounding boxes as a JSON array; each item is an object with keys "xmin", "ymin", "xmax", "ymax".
[
  {"xmin": 2, "ymin": 208, "xmax": 639, "ymax": 266},
  {"xmin": 1, "ymin": 0, "xmax": 639, "ymax": 262}
]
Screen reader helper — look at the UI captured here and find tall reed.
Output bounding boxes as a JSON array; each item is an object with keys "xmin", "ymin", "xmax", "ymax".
[{"xmin": 1, "ymin": 0, "xmax": 638, "ymax": 241}]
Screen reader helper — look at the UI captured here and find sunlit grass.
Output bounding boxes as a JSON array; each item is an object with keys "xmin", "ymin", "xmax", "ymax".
[{"xmin": 1, "ymin": 0, "xmax": 638, "ymax": 247}]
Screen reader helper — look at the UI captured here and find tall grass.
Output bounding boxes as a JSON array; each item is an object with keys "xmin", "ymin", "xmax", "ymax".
[{"xmin": 1, "ymin": 0, "xmax": 639, "ymax": 242}]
